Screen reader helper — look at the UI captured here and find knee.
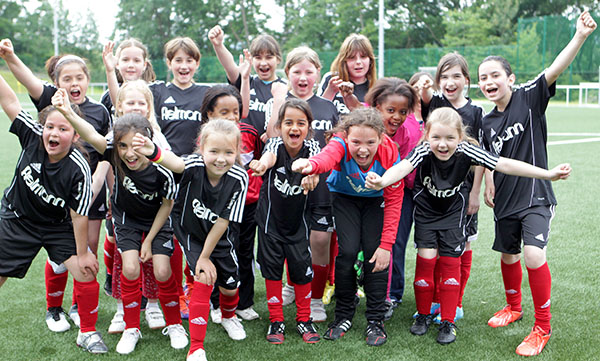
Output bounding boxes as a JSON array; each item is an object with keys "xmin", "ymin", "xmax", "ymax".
[
  {"xmin": 220, "ymin": 287, "xmax": 236, "ymax": 297},
  {"xmin": 523, "ymin": 246, "xmax": 546, "ymax": 269},
  {"xmin": 154, "ymin": 266, "xmax": 171, "ymax": 283},
  {"xmin": 501, "ymin": 253, "xmax": 521, "ymax": 265},
  {"xmin": 122, "ymin": 262, "xmax": 140, "ymax": 280}
]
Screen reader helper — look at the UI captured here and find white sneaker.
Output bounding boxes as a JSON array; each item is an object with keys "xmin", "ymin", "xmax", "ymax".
[
  {"xmin": 116, "ymin": 328, "xmax": 142, "ymax": 355},
  {"xmin": 221, "ymin": 316, "xmax": 246, "ymax": 340},
  {"xmin": 210, "ymin": 307, "xmax": 222, "ymax": 324},
  {"xmin": 77, "ymin": 330, "xmax": 108, "ymax": 354},
  {"xmin": 108, "ymin": 311, "xmax": 125, "ymax": 334},
  {"xmin": 282, "ymin": 284, "xmax": 295, "ymax": 306},
  {"xmin": 310, "ymin": 298, "xmax": 327, "ymax": 322},
  {"xmin": 235, "ymin": 307, "xmax": 259, "ymax": 321},
  {"xmin": 162, "ymin": 324, "xmax": 189, "ymax": 349},
  {"xmin": 145, "ymin": 307, "xmax": 166, "ymax": 329},
  {"xmin": 187, "ymin": 348, "xmax": 207, "ymax": 361},
  {"xmin": 68, "ymin": 304, "xmax": 80, "ymax": 328},
  {"xmin": 45, "ymin": 307, "xmax": 70, "ymax": 332}
]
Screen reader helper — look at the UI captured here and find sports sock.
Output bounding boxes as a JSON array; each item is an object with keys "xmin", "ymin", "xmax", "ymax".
[
  {"xmin": 103, "ymin": 236, "xmax": 115, "ymax": 276},
  {"xmin": 73, "ymin": 279, "xmax": 99, "ymax": 333},
  {"xmin": 432, "ymin": 259, "xmax": 441, "ymax": 304},
  {"xmin": 438, "ymin": 256, "xmax": 461, "ymax": 323},
  {"xmin": 45, "ymin": 260, "xmax": 68, "ymax": 308},
  {"xmin": 170, "ymin": 238, "xmax": 184, "ymax": 296},
  {"xmin": 112, "ymin": 250, "xmax": 123, "ymax": 299},
  {"xmin": 157, "ymin": 274, "xmax": 182, "ymax": 326},
  {"xmin": 501, "ymin": 259, "xmax": 522, "ymax": 312},
  {"xmin": 458, "ymin": 250, "xmax": 473, "ymax": 308},
  {"xmin": 311, "ymin": 264, "xmax": 329, "ymax": 299},
  {"xmin": 265, "ymin": 279, "xmax": 284, "ymax": 322},
  {"xmin": 120, "ymin": 273, "xmax": 142, "ymax": 330},
  {"xmin": 220, "ymin": 289, "xmax": 239, "ymax": 319},
  {"xmin": 294, "ymin": 282, "xmax": 312, "ymax": 322},
  {"xmin": 327, "ymin": 232, "xmax": 338, "ymax": 284},
  {"xmin": 141, "ymin": 258, "xmax": 159, "ymax": 299},
  {"xmin": 414, "ymin": 255, "xmax": 436, "ymax": 315},
  {"xmin": 188, "ymin": 282, "xmax": 212, "ymax": 354},
  {"xmin": 527, "ymin": 262, "xmax": 552, "ymax": 334}
]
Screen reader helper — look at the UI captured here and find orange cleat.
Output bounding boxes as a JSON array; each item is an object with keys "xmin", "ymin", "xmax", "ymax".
[
  {"xmin": 515, "ymin": 326, "xmax": 551, "ymax": 356},
  {"xmin": 179, "ymin": 294, "xmax": 190, "ymax": 320},
  {"xmin": 488, "ymin": 305, "xmax": 523, "ymax": 328}
]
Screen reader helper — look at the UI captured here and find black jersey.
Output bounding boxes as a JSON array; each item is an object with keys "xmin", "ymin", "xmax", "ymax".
[
  {"xmin": 409, "ymin": 141, "xmax": 498, "ymax": 230},
  {"xmin": 231, "ymin": 74, "xmax": 287, "ymax": 134},
  {"xmin": 103, "ymin": 139, "xmax": 177, "ymax": 230},
  {"xmin": 480, "ymin": 73, "xmax": 557, "ymax": 219},
  {"xmin": 100, "ymin": 89, "xmax": 115, "ymax": 116},
  {"xmin": 256, "ymin": 137, "xmax": 321, "ymax": 244},
  {"xmin": 175, "ymin": 154, "xmax": 248, "ymax": 257},
  {"xmin": 318, "ymin": 72, "xmax": 370, "ymax": 114},
  {"xmin": 31, "ymin": 83, "xmax": 111, "ymax": 171},
  {"xmin": 286, "ymin": 93, "xmax": 339, "ymax": 148},
  {"xmin": 0, "ymin": 110, "xmax": 92, "ymax": 224},
  {"xmin": 150, "ymin": 81, "xmax": 209, "ymax": 156},
  {"xmin": 422, "ymin": 93, "xmax": 484, "ymax": 142}
]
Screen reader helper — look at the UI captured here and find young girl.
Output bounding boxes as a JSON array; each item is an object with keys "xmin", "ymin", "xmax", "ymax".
[
  {"xmin": 319, "ymin": 34, "xmax": 377, "ymax": 114},
  {"xmin": 477, "ymin": 11, "xmax": 595, "ymax": 356},
  {"xmin": 132, "ymin": 119, "xmax": 248, "ymax": 361},
  {"xmin": 292, "ymin": 107, "xmax": 404, "ymax": 346},
  {"xmin": 52, "ymin": 89, "xmax": 188, "ymax": 354},
  {"xmin": 420, "ymin": 52, "xmax": 485, "ymax": 324},
  {"xmin": 365, "ymin": 107, "xmax": 571, "ymax": 345},
  {"xmin": 0, "ymin": 38, "xmax": 111, "ymax": 330},
  {"xmin": 0, "ymin": 74, "xmax": 107, "ymax": 353},
  {"xmin": 199, "ymin": 84, "xmax": 263, "ymax": 323},
  {"xmin": 249, "ymin": 98, "xmax": 321, "ymax": 344}
]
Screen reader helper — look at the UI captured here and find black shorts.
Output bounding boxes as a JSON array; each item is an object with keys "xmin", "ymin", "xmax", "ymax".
[
  {"xmin": 114, "ymin": 222, "xmax": 175, "ymax": 256},
  {"xmin": 181, "ymin": 235, "xmax": 240, "ymax": 291},
  {"xmin": 414, "ymin": 226, "xmax": 467, "ymax": 258},
  {"xmin": 493, "ymin": 205, "xmax": 555, "ymax": 254},
  {"xmin": 88, "ymin": 183, "xmax": 108, "ymax": 220},
  {"xmin": 465, "ymin": 213, "xmax": 478, "ymax": 242},
  {"xmin": 310, "ymin": 204, "xmax": 334, "ymax": 233},
  {"xmin": 105, "ymin": 216, "xmax": 114, "ymax": 237},
  {"xmin": 0, "ymin": 217, "xmax": 76, "ymax": 278},
  {"xmin": 256, "ymin": 227, "xmax": 312, "ymax": 285}
]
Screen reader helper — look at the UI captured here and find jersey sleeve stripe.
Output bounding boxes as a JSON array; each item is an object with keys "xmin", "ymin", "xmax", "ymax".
[
  {"xmin": 69, "ymin": 149, "xmax": 93, "ymax": 215},
  {"xmin": 459, "ymin": 142, "xmax": 499, "ymax": 169},
  {"xmin": 265, "ymin": 137, "xmax": 282, "ymax": 154},
  {"xmin": 16, "ymin": 110, "xmax": 43, "ymax": 136},
  {"xmin": 227, "ymin": 165, "xmax": 249, "ymax": 223},
  {"xmin": 306, "ymin": 139, "xmax": 321, "ymax": 157},
  {"xmin": 155, "ymin": 164, "xmax": 179, "ymax": 200},
  {"xmin": 407, "ymin": 143, "xmax": 430, "ymax": 167}
]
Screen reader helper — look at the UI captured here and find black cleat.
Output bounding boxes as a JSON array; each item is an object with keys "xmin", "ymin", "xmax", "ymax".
[
  {"xmin": 437, "ymin": 320, "xmax": 457, "ymax": 345},
  {"xmin": 410, "ymin": 314, "xmax": 432, "ymax": 336},
  {"xmin": 365, "ymin": 320, "xmax": 387, "ymax": 346},
  {"xmin": 323, "ymin": 318, "xmax": 352, "ymax": 341}
]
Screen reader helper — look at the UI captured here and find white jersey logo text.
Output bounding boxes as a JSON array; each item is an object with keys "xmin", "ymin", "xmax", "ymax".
[
  {"xmin": 312, "ymin": 119, "xmax": 333, "ymax": 131},
  {"xmin": 274, "ymin": 175, "xmax": 303, "ymax": 196},
  {"xmin": 492, "ymin": 123, "xmax": 524, "ymax": 154},
  {"xmin": 123, "ymin": 176, "xmax": 158, "ymax": 201},
  {"xmin": 21, "ymin": 165, "xmax": 66, "ymax": 208},
  {"xmin": 161, "ymin": 106, "xmax": 201, "ymax": 122},
  {"xmin": 192, "ymin": 199, "xmax": 219, "ymax": 223},
  {"xmin": 423, "ymin": 176, "xmax": 463, "ymax": 198}
]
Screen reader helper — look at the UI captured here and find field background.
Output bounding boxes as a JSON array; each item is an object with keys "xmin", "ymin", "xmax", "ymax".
[{"xmin": 0, "ymin": 91, "xmax": 598, "ymax": 360}]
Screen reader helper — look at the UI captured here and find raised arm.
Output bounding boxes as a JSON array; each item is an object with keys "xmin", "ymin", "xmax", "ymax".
[
  {"xmin": 546, "ymin": 11, "xmax": 596, "ymax": 85},
  {"xmin": 495, "ymin": 158, "xmax": 571, "ymax": 181},
  {"xmin": 102, "ymin": 41, "xmax": 120, "ymax": 108},
  {"xmin": 208, "ymin": 25, "xmax": 240, "ymax": 83},
  {"xmin": 131, "ymin": 133, "xmax": 185, "ymax": 173},
  {"xmin": 249, "ymin": 151, "xmax": 276, "ymax": 176},
  {"xmin": 0, "ymin": 73, "xmax": 22, "ymax": 120},
  {"xmin": 365, "ymin": 159, "xmax": 415, "ymax": 190},
  {"xmin": 265, "ymin": 82, "xmax": 287, "ymax": 138},
  {"xmin": 0, "ymin": 39, "xmax": 44, "ymax": 100},
  {"xmin": 52, "ymin": 89, "xmax": 107, "ymax": 153},
  {"xmin": 240, "ymin": 49, "xmax": 252, "ymax": 119}
]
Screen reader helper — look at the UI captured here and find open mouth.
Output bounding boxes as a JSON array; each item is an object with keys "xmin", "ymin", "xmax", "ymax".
[
  {"xmin": 445, "ymin": 87, "xmax": 458, "ymax": 96},
  {"xmin": 485, "ymin": 87, "xmax": 498, "ymax": 97},
  {"xmin": 289, "ymin": 133, "xmax": 301, "ymax": 140},
  {"xmin": 70, "ymin": 89, "xmax": 81, "ymax": 100},
  {"xmin": 48, "ymin": 140, "xmax": 59, "ymax": 150},
  {"xmin": 125, "ymin": 158, "xmax": 138, "ymax": 168},
  {"xmin": 258, "ymin": 66, "xmax": 271, "ymax": 77}
]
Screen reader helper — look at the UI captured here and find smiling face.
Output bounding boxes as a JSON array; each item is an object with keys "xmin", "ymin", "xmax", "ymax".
[
  {"xmin": 200, "ymin": 133, "xmax": 238, "ymax": 186},
  {"xmin": 347, "ymin": 125, "xmax": 381, "ymax": 171},
  {"xmin": 345, "ymin": 51, "xmax": 370, "ymax": 84},
  {"xmin": 167, "ymin": 49, "xmax": 199, "ymax": 89},
  {"xmin": 439, "ymin": 64, "xmax": 468, "ymax": 103},
  {"xmin": 279, "ymin": 107, "xmax": 310, "ymax": 156},
  {"xmin": 427, "ymin": 122, "xmax": 461, "ymax": 161},
  {"xmin": 119, "ymin": 89, "xmax": 150, "ymax": 118},
  {"xmin": 117, "ymin": 46, "xmax": 147, "ymax": 81},
  {"xmin": 287, "ymin": 59, "xmax": 319, "ymax": 100},
  {"xmin": 42, "ymin": 110, "xmax": 79, "ymax": 163},
  {"xmin": 207, "ymin": 95, "xmax": 240, "ymax": 122},
  {"xmin": 478, "ymin": 60, "xmax": 515, "ymax": 110},
  {"xmin": 56, "ymin": 63, "xmax": 89, "ymax": 105},
  {"xmin": 117, "ymin": 130, "xmax": 150, "ymax": 171},
  {"xmin": 376, "ymin": 94, "xmax": 410, "ymax": 137},
  {"xmin": 252, "ymin": 51, "xmax": 279, "ymax": 82}
]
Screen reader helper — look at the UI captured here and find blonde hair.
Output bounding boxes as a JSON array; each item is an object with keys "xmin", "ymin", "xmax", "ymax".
[
  {"xmin": 115, "ymin": 38, "xmax": 156, "ymax": 82},
  {"xmin": 115, "ymin": 80, "xmax": 161, "ymax": 135},
  {"xmin": 164, "ymin": 37, "xmax": 201, "ymax": 62},
  {"xmin": 284, "ymin": 46, "xmax": 321, "ymax": 75},
  {"xmin": 196, "ymin": 118, "xmax": 242, "ymax": 164},
  {"xmin": 330, "ymin": 34, "xmax": 376, "ymax": 87},
  {"xmin": 424, "ymin": 107, "xmax": 477, "ymax": 146}
]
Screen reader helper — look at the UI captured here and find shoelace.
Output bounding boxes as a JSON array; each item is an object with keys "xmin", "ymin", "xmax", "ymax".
[
  {"xmin": 366, "ymin": 322, "xmax": 384, "ymax": 336},
  {"xmin": 48, "ymin": 307, "xmax": 63, "ymax": 321},
  {"xmin": 298, "ymin": 322, "xmax": 317, "ymax": 334}
]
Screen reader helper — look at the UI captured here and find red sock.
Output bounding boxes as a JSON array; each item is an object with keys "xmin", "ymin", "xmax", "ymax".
[
  {"xmin": 220, "ymin": 289, "xmax": 239, "ymax": 319},
  {"xmin": 501, "ymin": 260, "xmax": 522, "ymax": 312},
  {"xmin": 438, "ymin": 256, "xmax": 461, "ymax": 323},
  {"xmin": 311, "ymin": 264, "xmax": 329, "ymax": 299},
  {"xmin": 73, "ymin": 279, "xmax": 99, "ymax": 333},
  {"xmin": 184, "ymin": 264, "xmax": 195, "ymax": 290},
  {"xmin": 189, "ymin": 282, "xmax": 212, "ymax": 354},
  {"xmin": 527, "ymin": 262, "xmax": 552, "ymax": 333},
  {"xmin": 157, "ymin": 274, "xmax": 182, "ymax": 326},
  {"xmin": 414, "ymin": 255, "xmax": 436, "ymax": 315},
  {"xmin": 294, "ymin": 282, "xmax": 312, "ymax": 322},
  {"xmin": 121, "ymin": 273, "xmax": 142, "ymax": 330},
  {"xmin": 265, "ymin": 279, "xmax": 284, "ymax": 322},
  {"xmin": 327, "ymin": 232, "xmax": 338, "ymax": 284},
  {"xmin": 112, "ymin": 251, "xmax": 123, "ymax": 299},
  {"xmin": 45, "ymin": 261, "xmax": 68, "ymax": 308},
  {"xmin": 170, "ymin": 238, "xmax": 184, "ymax": 296},
  {"xmin": 432, "ymin": 259, "xmax": 441, "ymax": 304},
  {"xmin": 458, "ymin": 250, "xmax": 472, "ymax": 308},
  {"xmin": 103, "ymin": 236, "xmax": 115, "ymax": 276}
]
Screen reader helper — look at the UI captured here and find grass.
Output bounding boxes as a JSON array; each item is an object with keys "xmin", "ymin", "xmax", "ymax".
[{"xmin": 0, "ymin": 102, "xmax": 599, "ymax": 360}]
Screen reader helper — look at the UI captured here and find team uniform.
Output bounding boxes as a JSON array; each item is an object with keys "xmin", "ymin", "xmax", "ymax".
[{"xmin": 318, "ymin": 72, "xmax": 370, "ymax": 114}]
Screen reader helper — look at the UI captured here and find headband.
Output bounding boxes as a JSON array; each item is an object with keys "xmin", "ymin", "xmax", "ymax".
[{"xmin": 54, "ymin": 55, "xmax": 86, "ymax": 72}]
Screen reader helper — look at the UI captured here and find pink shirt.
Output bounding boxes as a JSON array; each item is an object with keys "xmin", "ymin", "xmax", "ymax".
[{"xmin": 391, "ymin": 114, "xmax": 423, "ymax": 189}]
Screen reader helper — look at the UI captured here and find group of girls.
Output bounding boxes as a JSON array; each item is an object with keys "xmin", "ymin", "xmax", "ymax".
[{"xmin": 0, "ymin": 10, "xmax": 595, "ymax": 360}]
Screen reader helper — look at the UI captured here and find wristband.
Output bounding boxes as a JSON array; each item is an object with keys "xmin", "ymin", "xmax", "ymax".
[{"xmin": 148, "ymin": 143, "xmax": 162, "ymax": 162}]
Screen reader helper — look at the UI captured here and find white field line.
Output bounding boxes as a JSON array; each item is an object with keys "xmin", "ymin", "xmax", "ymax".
[
  {"xmin": 548, "ymin": 133, "xmax": 600, "ymax": 136},
  {"xmin": 548, "ymin": 137, "xmax": 600, "ymax": 146}
]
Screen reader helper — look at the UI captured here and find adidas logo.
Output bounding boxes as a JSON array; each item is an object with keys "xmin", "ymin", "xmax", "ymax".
[
  {"xmin": 414, "ymin": 279, "xmax": 429, "ymax": 287},
  {"xmin": 226, "ymin": 276, "xmax": 235, "ymax": 284},
  {"xmin": 455, "ymin": 245, "xmax": 462, "ymax": 252},
  {"xmin": 506, "ymin": 289, "xmax": 518, "ymax": 295},
  {"xmin": 306, "ymin": 267, "xmax": 313, "ymax": 277},
  {"xmin": 91, "ymin": 306, "xmax": 99, "ymax": 314},
  {"xmin": 317, "ymin": 216, "xmax": 328, "ymax": 225},
  {"xmin": 541, "ymin": 299, "xmax": 551, "ymax": 309},
  {"xmin": 307, "ymin": 290, "xmax": 312, "ymax": 299},
  {"xmin": 348, "ymin": 172, "xmax": 360, "ymax": 179},
  {"xmin": 276, "ymin": 166, "xmax": 286, "ymax": 174},
  {"xmin": 165, "ymin": 301, "xmax": 178, "ymax": 307},
  {"xmin": 535, "ymin": 233, "xmax": 545, "ymax": 242},
  {"xmin": 250, "ymin": 88, "xmax": 256, "ymax": 95},
  {"xmin": 444, "ymin": 278, "xmax": 460, "ymax": 286},
  {"xmin": 164, "ymin": 96, "xmax": 176, "ymax": 104},
  {"xmin": 31, "ymin": 162, "xmax": 41, "ymax": 173},
  {"xmin": 125, "ymin": 301, "xmax": 139, "ymax": 309},
  {"xmin": 48, "ymin": 291, "xmax": 64, "ymax": 297},
  {"xmin": 267, "ymin": 296, "xmax": 280, "ymax": 304},
  {"xmin": 162, "ymin": 240, "xmax": 173, "ymax": 250},
  {"xmin": 490, "ymin": 128, "xmax": 496, "ymax": 137},
  {"xmin": 380, "ymin": 201, "xmax": 385, "ymax": 208},
  {"xmin": 191, "ymin": 316, "xmax": 207, "ymax": 325}
]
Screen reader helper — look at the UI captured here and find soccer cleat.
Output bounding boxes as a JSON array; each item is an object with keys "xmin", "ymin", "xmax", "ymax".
[
  {"xmin": 413, "ymin": 302, "xmax": 440, "ymax": 319},
  {"xmin": 210, "ymin": 307, "xmax": 222, "ymax": 324},
  {"xmin": 77, "ymin": 330, "xmax": 109, "ymax": 354},
  {"xmin": 365, "ymin": 320, "xmax": 387, "ymax": 346},
  {"xmin": 162, "ymin": 324, "xmax": 189, "ymax": 349},
  {"xmin": 108, "ymin": 311, "xmax": 125, "ymax": 334},
  {"xmin": 68, "ymin": 304, "xmax": 81, "ymax": 328},
  {"xmin": 323, "ymin": 318, "xmax": 352, "ymax": 341},
  {"xmin": 266, "ymin": 321, "xmax": 285, "ymax": 344},
  {"xmin": 45, "ymin": 307, "xmax": 70, "ymax": 332},
  {"xmin": 488, "ymin": 305, "xmax": 523, "ymax": 328},
  {"xmin": 310, "ymin": 298, "xmax": 327, "ymax": 322},
  {"xmin": 281, "ymin": 284, "xmax": 295, "ymax": 306},
  {"xmin": 383, "ymin": 300, "xmax": 399, "ymax": 321},
  {"xmin": 322, "ymin": 281, "xmax": 335, "ymax": 305},
  {"xmin": 187, "ymin": 348, "xmax": 207, "ymax": 361},
  {"xmin": 433, "ymin": 306, "xmax": 464, "ymax": 324},
  {"xmin": 235, "ymin": 306, "xmax": 260, "ymax": 321},
  {"xmin": 104, "ymin": 272, "xmax": 113, "ymax": 296},
  {"xmin": 297, "ymin": 320, "xmax": 320, "ymax": 343},
  {"xmin": 116, "ymin": 328, "xmax": 142, "ymax": 355},
  {"xmin": 180, "ymin": 295, "xmax": 189, "ymax": 320},
  {"xmin": 437, "ymin": 320, "xmax": 457, "ymax": 345},
  {"xmin": 410, "ymin": 314, "xmax": 432, "ymax": 336},
  {"xmin": 221, "ymin": 316, "xmax": 246, "ymax": 340},
  {"xmin": 145, "ymin": 306, "xmax": 167, "ymax": 329},
  {"xmin": 515, "ymin": 326, "xmax": 552, "ymax": 356}
]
